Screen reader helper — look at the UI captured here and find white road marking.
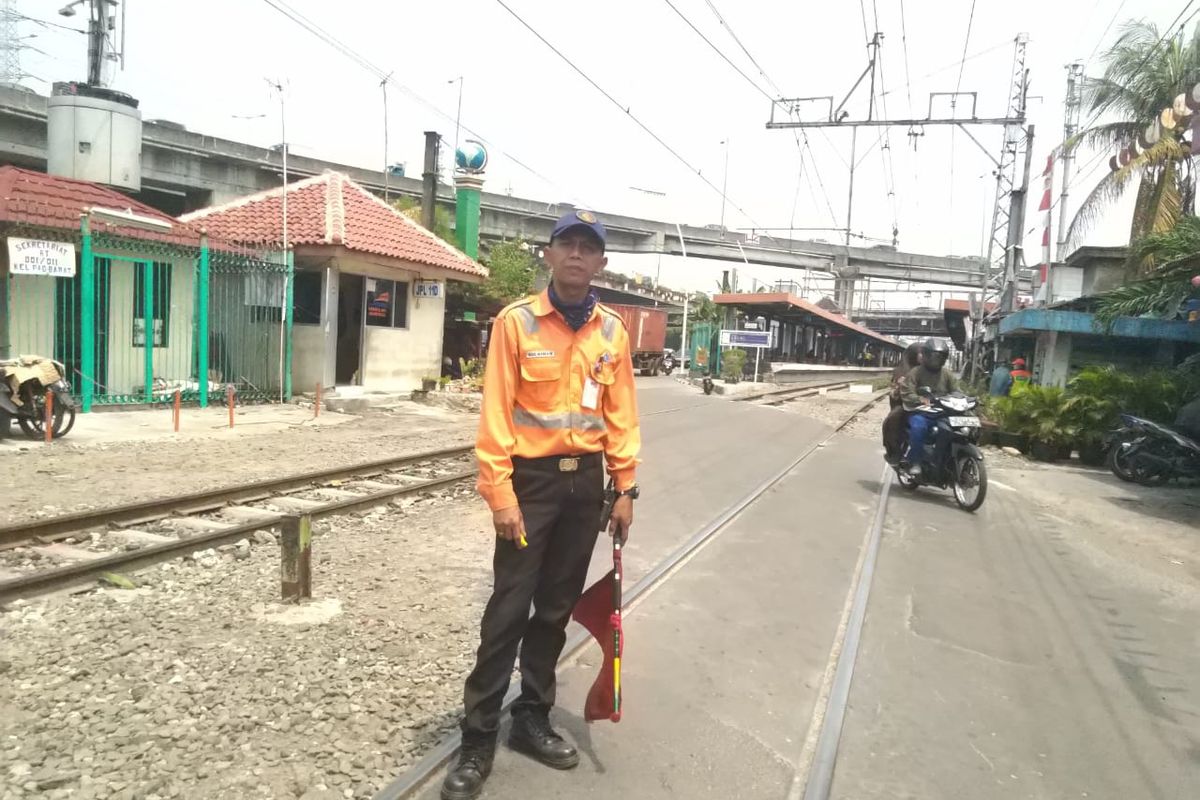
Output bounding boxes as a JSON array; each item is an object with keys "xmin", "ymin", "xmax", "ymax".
[{"xmin": 990, "ymin": 479, "xmax": 1017, "ymax": 492}]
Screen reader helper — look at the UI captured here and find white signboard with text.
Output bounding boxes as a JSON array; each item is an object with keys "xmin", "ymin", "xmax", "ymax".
[{"xmin": 7, "ymin": 238, "xmax": 76, "ymax": 277}]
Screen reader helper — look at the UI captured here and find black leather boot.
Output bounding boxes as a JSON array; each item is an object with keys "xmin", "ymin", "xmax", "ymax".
[
  {"xmin": 508, "ymin": 711, "xmax": 579, "ymax": 770},
  {"xmin": 441, "ymin": 733, "xmax": 496, "ymax": 800}
]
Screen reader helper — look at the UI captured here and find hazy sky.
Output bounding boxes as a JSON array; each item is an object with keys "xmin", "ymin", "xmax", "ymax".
[{"xmin": 15, "ymin": 0, "xmax": 1191, "ymax": 304}]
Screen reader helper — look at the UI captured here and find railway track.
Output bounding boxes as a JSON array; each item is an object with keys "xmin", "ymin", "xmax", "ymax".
[
  {"xmin": 373, "ymin": 390, "xmax": 888, "ymax": 800},
  {"xmin": 0, "ymin": 445, "xmax": 477, "ymax": 604},
  {"xmin": 735, "ymin": 380, "xmax": 873, "ymax": 407}
]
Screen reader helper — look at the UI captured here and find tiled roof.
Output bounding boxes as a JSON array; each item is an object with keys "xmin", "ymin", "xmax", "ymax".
[
  {"xmin": 944, "ymin": 299, "xmax": 996, "ymax": 313},
  {"xmin": 181, "ymin": 171, "xmax": 486, "ymax": 279},
  {"xmin": 713, "ymin": 292, "xmax": 902, "ymax": 348},
  {"xmin": 0, "ymin": 166, "xmax": 202, "ymax": 247}
]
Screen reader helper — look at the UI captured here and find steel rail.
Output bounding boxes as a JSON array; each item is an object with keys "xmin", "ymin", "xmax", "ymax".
[
  {"xmin": 374, "ymin": 391, "xmax": 888, "ymax": 800},
  {"xmin": 0, "ymin": 444, "xmax": 475, "ymax": 547},
  {"xmin": 0, "ymin": 469, "xmax": 477, "ymax": 604}
]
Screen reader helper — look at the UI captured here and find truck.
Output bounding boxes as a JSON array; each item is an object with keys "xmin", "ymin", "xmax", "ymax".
[{"xmin": 604, "ymin": 303, "xmax": 669, "ymax": 376}]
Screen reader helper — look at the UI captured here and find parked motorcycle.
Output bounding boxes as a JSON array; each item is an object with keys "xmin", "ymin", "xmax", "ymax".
[
  {"xmin": 0, "ymin": 356, "xmax": 77, "ymax": 440},
  {"xmin": 662, "ymin": 350, "xmax": 677, "ymax": 375},
  {"xmin": 1109, "ymin": 413, "xmax": 1200, "ymax": 486},
  {"xmin": 893, "ymin": 390, "xmax": 988, "ymax": 512}
]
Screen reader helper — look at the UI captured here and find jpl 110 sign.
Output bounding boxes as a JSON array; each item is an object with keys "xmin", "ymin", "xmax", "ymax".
[
  {"xmin": 413, "ymin": 280, "xmax": 442, "ymax": 299},
  {"xmin": 719, "ymin": 329, "xmax": 771, "ymax": 348}
]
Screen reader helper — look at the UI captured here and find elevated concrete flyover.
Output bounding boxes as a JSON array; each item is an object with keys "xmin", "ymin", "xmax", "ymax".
[
  {"xmin": 851, "ymin": 309, "xmax": 949, "ymax": 338},
  {"xmin": 0, "ymin": 84, "xmax": 983, "ymax": 288}
]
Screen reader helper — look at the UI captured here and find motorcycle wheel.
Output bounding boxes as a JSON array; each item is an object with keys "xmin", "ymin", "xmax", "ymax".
[
  {"xmin": 1130, "ymin": 446, "xmax": 1172, "ymax": 487},
  {"xmin": 952, "ymin": 456, "xmax": 988, "ymax": 512},
  {"xmin": 1107, "ymin": 439, "xmax": 1138, "ymax": 482},
  {"xmin": 17, "ymin": 396, "xmax": 75, "ymax": 440},
  {"xmin": 895, "ymin": 467, "xmax": 920, "ymax": 491}
]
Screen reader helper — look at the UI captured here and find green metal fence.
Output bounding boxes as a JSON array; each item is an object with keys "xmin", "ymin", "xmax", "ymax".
[
  {"xmin": 2, "ymin": 221, "xmax": 293, "ymax": 411},
  {"xmin": 206, "ymin": 248, "xmax": 292, "ymax": 404}
]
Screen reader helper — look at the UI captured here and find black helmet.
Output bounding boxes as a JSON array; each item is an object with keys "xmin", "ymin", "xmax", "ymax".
[{"xmin": 921, "ymin": 338, "xmax": 949, "ymax": 370}]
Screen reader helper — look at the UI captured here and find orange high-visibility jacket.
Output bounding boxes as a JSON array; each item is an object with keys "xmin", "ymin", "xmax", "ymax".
[{"xmin": 475, "ymin": 289, "xmax": 642, "ymax": 511}]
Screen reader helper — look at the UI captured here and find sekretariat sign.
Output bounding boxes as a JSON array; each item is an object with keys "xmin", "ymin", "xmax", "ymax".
[{"xmin": 7, "ymin": 238, "xmax": 77, "ymax": 277}]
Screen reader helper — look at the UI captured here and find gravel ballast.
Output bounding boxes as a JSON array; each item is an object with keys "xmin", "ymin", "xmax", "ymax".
[{"xmin": 0, "ymin": 485, "xmax": 496, "ymax": 800}]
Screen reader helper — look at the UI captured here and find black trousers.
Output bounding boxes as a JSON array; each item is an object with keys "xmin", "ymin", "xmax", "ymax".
[
  {"xmin": 462, "ymin": 452, "xmax": 604, "ymax": 736},
  {"xmin": 882, "ymin": 404, "xmax": 908, "ymax": 461}
]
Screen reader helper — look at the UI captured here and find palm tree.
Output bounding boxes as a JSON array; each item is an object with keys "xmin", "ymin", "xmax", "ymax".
[
  {"xmin": 1065, "ymin": 21, "xmax": 1200, "ymax": 259},
  {"xmin": 1095, "ymin": 214, "xmax": 1200, "ymax": 325}
]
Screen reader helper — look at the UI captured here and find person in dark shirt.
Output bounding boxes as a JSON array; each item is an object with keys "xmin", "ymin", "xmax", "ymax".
[
  {"xmin": 901, "ymin": 339, "xmax": 960, "ymax": 477},
  {"xmin": 882, "ymin": 343, "xmax": 922, "ymax": 464}
]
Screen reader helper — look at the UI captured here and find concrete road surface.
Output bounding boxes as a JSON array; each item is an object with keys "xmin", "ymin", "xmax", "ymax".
[
  {"xmin": 832, "ymin": 466, "xmax": 1200, "ymax": 800},
  {"xmin": 413, "ymin": 377, "xmax": 1200, "ymax": 800}
]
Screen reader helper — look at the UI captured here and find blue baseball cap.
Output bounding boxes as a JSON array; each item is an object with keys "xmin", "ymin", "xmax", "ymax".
[{"xmin": 550, "ymin": 209, "xmax": 607, "ymax": 249}]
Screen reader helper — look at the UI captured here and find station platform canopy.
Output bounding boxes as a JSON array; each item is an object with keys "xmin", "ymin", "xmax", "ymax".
[{"xmin": 714, "ymin": 292, "xmax": 904, "ymax": 351}]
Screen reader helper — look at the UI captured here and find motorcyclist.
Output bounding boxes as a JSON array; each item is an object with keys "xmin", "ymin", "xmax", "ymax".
[
  {"xmin": 882, "ymin": 343, "xmax": 922, "ymax": 464},
  {"xmin": 900, "ymin": 338, "xmax": 960, "ymax": 477}
]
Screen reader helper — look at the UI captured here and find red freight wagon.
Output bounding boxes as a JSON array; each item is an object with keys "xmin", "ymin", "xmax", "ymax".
[{"xmin": 604, "ymin": 303, "xmax": 668, "ymax": 376}]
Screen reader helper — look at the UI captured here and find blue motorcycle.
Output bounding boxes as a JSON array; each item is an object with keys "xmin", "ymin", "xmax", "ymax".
[{"xmin": 893, "ymin": 390, "xmax": 988, "ymax": 512}]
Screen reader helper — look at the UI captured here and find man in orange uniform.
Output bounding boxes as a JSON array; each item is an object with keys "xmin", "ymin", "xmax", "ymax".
[{"xmin": 442, "ymin": 210, "xmax": 641, "ymax": 800}]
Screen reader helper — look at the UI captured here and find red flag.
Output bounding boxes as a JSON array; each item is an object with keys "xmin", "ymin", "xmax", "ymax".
[
  {"xmin": 572, "ymin": 568, "xmax": 621, "ymax": 722},
  {"xmin": 572, "ymin": 531, "xmax": 623, "ymax": 723}
]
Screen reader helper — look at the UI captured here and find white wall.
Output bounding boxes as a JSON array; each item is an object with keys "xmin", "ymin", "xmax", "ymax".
[
  {"xmin": 104, "ymin": 256, "xmax": 195, "ymax": 397},
  {"xmin": 7, "ymin": 273, "xmax": 56, "ymax": 357},
  {"xmin": 361, "ymin": 281, "xmax": 445, "ymax": 391},
  {"xmin": 292, "ymin": 322, "xmax": 326, "ymax": 393},
  {"xmin": 329, "ymin": 256, "xmax": 446, "ymax": 392},
  {"xmin": 1034, "ymin": 331, "xmax": 1072, "ymax": 389}
]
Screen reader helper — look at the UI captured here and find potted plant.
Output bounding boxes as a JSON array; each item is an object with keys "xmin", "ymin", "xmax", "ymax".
[
  {"xmin": 421, "ymin": 375, "xmax": 439, "ymax": 392},
  {"xmin": 986, "ymin": 395, "xmax": 1030, "ymax": 452},
  {"xmin": 1064, "ymin": 393, "xmax": 1111, "ymax": 466},
  {"xmin": 1021, "ymin": 385, "xmax": 1076, "ymax": 462},
  {"xmin": 720, "ymin": 349, "xmax": 746, "ymax": 384}
]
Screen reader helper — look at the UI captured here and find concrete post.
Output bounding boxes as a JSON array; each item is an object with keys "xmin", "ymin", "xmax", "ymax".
[
  {"xmin": 421, "ymin": 132, "xmax": 440, "ymax": 232},
  {"xmin": 454, "ymin": 173, "xmax": 484, "ymax": 260},
  {"xmin": 281, "ymin": 514, "xmax": 312, "ymax": 602}
]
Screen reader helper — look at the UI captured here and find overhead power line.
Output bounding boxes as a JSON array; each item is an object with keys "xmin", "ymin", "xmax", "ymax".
[
  {"xmin": 701, "ymin": 0, "xmax": 784, "ymax": 96},
  {"xmin": 493, "ymin": 0, "xmax": 759, "ymax": 223},
  {"xmin": 659, "ymin": 0, "xmax": 777, "ymax": 106},
  {"xmin": 658, "ymin": 0, "xmax": 840, "ymax": 230},
  {"xmin": 880, "ymin": 38, "xmax": 1011, "ymax": 99},
  {"xmin": 1077, "ymin": 0, "xmax": 1200, "ymax": 136},
  {"xmin": 954, "ymin": 0, "xmax": 978, "ymax": 96},
  {"xmin": 1085, "ymin": 0, "xmax": 1129, "ymax": 66},
  {"xmin": 257, "ymin": 0, "xmax": 576, "ymax": 202},
  {"xmin": 898, "ymin": 0, "xmax": 914, "ymax": 116}
]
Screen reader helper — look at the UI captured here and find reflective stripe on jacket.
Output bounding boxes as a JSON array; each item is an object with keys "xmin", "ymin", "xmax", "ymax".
[{"xmin": 475, "ymin": 289, "xmax": 641, "ymax": 511}]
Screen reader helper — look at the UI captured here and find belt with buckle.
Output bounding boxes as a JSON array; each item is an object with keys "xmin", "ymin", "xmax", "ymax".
[{"xmin": 513, "ymin": 452, "xmax": 600, "ymax": 473}]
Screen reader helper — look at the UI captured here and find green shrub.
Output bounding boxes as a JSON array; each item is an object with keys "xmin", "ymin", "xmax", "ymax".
[{"xmin": 721, "ymin": 349, "xmax": 747, "ymax": 382}]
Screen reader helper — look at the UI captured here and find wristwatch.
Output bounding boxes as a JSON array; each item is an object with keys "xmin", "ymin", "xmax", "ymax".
[{"xmin": 615, "ymin": 484, "xmax": 640, "ymax": 500}]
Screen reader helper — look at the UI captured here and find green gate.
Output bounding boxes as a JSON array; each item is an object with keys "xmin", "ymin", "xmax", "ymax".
[{"xmin": 2, "ymin": 220, "xmax": 293, "ymax": 411}]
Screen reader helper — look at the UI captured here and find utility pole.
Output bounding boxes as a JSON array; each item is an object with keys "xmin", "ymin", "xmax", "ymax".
[
  {"xmin": 450, "ymin": 76, "xmax": 464, "ymax": 181},
  {"xmin": 0, "ymin": 0, "xmax": 20, "ymax": 86},
  {"xmin": 421, "ymin": 131, "xmax": 440, "ymax": 232},
  {"xmin": 719, "ymin": 138, "xmax": 729, "ymax": 238},
  {"xmin": 1057, "ymin": 62, "xmax": 1084, "ymax": 262},
  {"xmin": 1002, "ymin": 124, "xmax": 1035, "ymax": 313},
  {"xmin": 381, "ymin": 74, "xmax": 391, "ymax": 203},
  {"xmin": 766, "ymin": 32, "xmax": 1030, "ymax": 375}
]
